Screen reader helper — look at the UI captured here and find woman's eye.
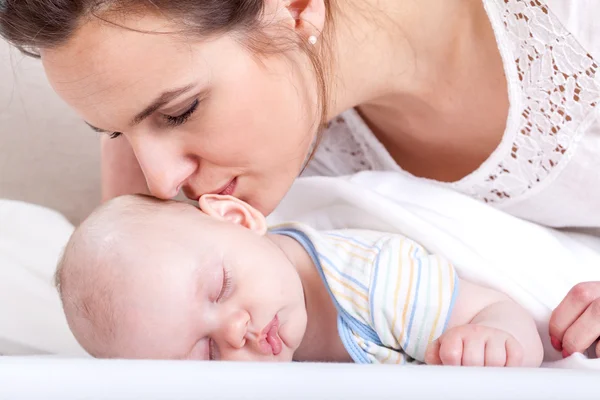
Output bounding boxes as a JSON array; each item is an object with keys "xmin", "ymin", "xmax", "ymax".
[
  {"xmin": 216, "ymin": 268, "xmax": 232, "ymax": 302},
  {"xmin": 164, "ymin": 99, "xmax": 200, "ymax": 127}
]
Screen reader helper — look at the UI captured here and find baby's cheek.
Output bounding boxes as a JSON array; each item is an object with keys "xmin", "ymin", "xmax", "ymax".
[
  {"xmin": 186, "ymin": 339, "xmax": 210, "ymax": 360},
  {"xmin": 279, "ymin": 307, "xmax": 308, "ymax": 351}
]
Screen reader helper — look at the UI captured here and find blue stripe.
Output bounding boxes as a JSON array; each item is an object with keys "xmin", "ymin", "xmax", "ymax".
[
  {"xmin": 342, "ymin": 310, "xmax": 382, "ymax": 346},
  {"xmin": 272, "ymin": 228, "xmax": 383, "ymax": 347},
  {"xmin": 316, "ymin": 252, "xmax": 368, "ymax": 292},
  {"xmin": 338, "ymin": 318, "xmax": 370, "ymax": 363},
  {"xmin": 402, "ymin": 246, "xmax": 422, "ymax": 349},
  {"xmin": 442, "ymin": 269, "xmax": 460, "ymax": 332}
]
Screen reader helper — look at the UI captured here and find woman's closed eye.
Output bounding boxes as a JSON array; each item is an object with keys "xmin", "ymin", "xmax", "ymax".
[
  {"xmin": 86, "ymin": 123, "xmax": 123, "ymax": 140},
  {"xmin": 99, "ymin": 98, "xmax": 201, "ymax": 139},
  {"xmin": 164, "ymin": 98, "xmax": 200, "ymax": 127}
]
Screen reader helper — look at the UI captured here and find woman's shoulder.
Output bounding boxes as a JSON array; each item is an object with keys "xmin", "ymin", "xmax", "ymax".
[
  {"xmin": 515, "ymin": 0, "xmax": 600, "ymax": 61},
  {"xmin": 484, "ymin": 0, "xmax": 600, "ymax": 63},
  {"xmin": 545, "ymin": 0, "xmax": 600, "ymax": 61}
]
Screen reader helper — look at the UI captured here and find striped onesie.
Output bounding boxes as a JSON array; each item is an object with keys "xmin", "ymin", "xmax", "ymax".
[{"xmin": 271, "ymin": 223, "xmax": 459, "ymax": 364}]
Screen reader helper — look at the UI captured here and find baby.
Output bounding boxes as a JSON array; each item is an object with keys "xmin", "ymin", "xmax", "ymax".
[{"xmin": 55, "ymin": 194, "xmax": 544, "ymax": 366}]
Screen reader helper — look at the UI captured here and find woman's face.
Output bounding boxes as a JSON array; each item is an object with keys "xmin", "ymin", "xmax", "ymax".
[{"xmin": 41, "ymin": 13, "xmax": 319, "ymax": 215}]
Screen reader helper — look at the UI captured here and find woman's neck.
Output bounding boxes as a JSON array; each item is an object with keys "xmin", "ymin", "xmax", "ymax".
[
  {"xmin": 268, "ymin": 233, "xmax": 352, "ymax": 363},
  {"xmin": 327, "ymin": 0, "xmax": 483, "ymax": 118}
]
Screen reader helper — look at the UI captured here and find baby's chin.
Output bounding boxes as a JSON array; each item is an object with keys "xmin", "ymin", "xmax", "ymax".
[{"xmin": 279, "ymin": 348, "xmax": 295, "ymax": 362}]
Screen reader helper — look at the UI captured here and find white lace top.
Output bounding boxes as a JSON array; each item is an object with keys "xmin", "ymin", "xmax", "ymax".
[{"xmin": 304, "ymin": 0, "xmax": 600, "ymax": 230}]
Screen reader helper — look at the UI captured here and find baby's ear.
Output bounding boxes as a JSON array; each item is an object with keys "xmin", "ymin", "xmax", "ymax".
[{"xmin": 198, "ymin": 195, "xmax": 267, "ymax": 235}]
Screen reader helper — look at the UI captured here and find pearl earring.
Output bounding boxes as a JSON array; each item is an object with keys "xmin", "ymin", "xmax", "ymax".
[{"xmin": 308, "ymin": 35, "xmax": 318, "ymax": 45}]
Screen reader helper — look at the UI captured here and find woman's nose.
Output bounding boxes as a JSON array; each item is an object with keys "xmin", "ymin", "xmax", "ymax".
[
  {"xmin": 222, "ymin": 310, "xmax": 251, "ymax": 349},
  {"xmin": 128, "ymin": 135, "xmax": 197, "ymax": 199}
]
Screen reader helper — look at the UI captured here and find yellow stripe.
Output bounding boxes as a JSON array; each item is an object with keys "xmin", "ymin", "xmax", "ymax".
[
  {"xmin": 428, "ymin": 255, "xmax": 444, "ymax": 343},
  {"xmin": 381, "ymin": 348, "xmax": 394, "ymax": 364},
  {"xmin": 448, "ymin": 261, "xmax": 455, "ymax": 297},
  {"xmin": 322, "ymin": 265, "xmax": 369, "ymax": 302},
  {"xmin": 389, "ymin": 240, "xmax": 408, "ymax": 349},
  {"xmin": 396, "ymin": 350, "xmax": 404, "ymax": 364},
  {"xmin": 333, "ymin": 243, "xmax": 372, "ymax": 264},
  {"xmin": 355, "ymin": 333, "xmax": 364, "ymax": 347},
  {"xmin": 327, "ymin": 235, "xmax": 378, "ymax": 256},
  {"xmin": 330, "ymin": 288, "xmax": 369, "ymax": 315},
  {"xmin": 381, "ymin": 240, "xmax": 406, "ymax": 364}
]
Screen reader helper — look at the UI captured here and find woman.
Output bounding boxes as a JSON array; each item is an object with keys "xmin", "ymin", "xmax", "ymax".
[{"xmin": 1, "ymin": 0, "xmax": 599, "ymax": 358}]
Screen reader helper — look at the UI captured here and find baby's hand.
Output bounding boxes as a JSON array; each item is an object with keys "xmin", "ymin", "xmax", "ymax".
[{"xmin": 424, "ymin": 325, "xmax": 524, "ymax": 367}]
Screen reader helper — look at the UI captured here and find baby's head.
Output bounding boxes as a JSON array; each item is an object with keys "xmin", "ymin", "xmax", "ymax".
[{"xmin": 56, "ymin": 194, "xmax": 307, "ymax": 361}]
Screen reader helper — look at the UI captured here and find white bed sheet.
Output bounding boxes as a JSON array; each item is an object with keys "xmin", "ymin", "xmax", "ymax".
[{"xmin": 0, "ymin": 356, "xmax": 598, "ymax": 400}]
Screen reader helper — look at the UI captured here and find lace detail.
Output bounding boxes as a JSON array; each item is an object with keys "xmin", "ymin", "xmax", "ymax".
[
  {"xmin": 456, "ymin": 0, "xmax": 600, "ymax": 203},
  {"xmin": 303, "ymin": 113, "xmax": 398, "ymax": 177}
]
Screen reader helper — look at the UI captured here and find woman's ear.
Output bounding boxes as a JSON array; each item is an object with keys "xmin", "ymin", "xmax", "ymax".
[
  {"xmin": 264, "ymin": 0, "xmax": 326, "ymax": 39},
  {"xmin": 198, "ymin": 194, "xmax": 267, "ymax": 235}
]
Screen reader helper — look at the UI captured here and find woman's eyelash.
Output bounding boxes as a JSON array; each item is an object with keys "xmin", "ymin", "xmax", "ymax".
[
  {"xmin": 216, "ymin": 268, "xmax": 232, "ymax": 302},
  {"xmin": 105, "ymin": 99, "xmax": 199, "ymax": 139},
  {"xmin": 164, "ymin": 99, "xmax": 200, "ymax": 127}
]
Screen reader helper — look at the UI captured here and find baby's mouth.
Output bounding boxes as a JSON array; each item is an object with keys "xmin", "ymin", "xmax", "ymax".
[{"xmin": 257, "ymin": 316, "xmax": 282, "ymax": 356}]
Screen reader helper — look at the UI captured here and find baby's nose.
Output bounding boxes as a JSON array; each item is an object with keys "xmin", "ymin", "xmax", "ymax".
[{"xmin": 223, "ymin": 310, "xmax": 250, "ymax": 349}]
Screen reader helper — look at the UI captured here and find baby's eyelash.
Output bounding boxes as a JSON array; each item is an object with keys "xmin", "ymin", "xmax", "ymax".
[
  {"xmin": 208, "ymin": 338, "xmax": 217, "ymax": 360},
  {"xmin": 164, "ymin": 99, "xmax": 200, "ymax": 127},
  {"xmin": 216, "ymin": 268, "xmax": 232, "ymax": 302},
  {"xmin": 108, "ymin": 132, "xmax": 122, "ymax": 139}
]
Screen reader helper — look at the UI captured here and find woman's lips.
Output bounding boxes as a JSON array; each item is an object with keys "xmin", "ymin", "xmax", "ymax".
[
  {"xmin": 184, "ymin": 178, "xmax": 237, "ymax": 200},
  {"xmin": 216, "ymin": 178, "xmax": 237, "ymax": 196},
  {"xmin": 258, "ymin": 316, "xmax": 282, "ymax": 356}
]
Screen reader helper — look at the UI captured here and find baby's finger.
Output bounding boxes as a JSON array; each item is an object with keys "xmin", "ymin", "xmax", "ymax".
[
  {"xmin": 484, "ymin": 337, "xmax": 507, "ymax": 367},
  {"xmin": 461, "ymin": 337, "xmax": 485, "ymax": 367},
  {"xmin": 550, "ymin": 282, "xmax": 600, "ymax": 345},
  {"xmin": 424, "ymin": 340, "xmax": 442, "ymax": 365},
  {"xmin": 561, "ymin": 300, "xmax": 600, "ymax": 357},
  {"xmin": 505, "ymin": 337, "xmax": 524, "ymax": 367},
  {"xmin": 438, "ymin": 335, "xmax": 463, "ymax": 366}
]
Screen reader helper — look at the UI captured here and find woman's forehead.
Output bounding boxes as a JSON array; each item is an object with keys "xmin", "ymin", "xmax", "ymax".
[
  {"xmin": 42, "ymin": 21, "xmax": 195, "ymax": 89},
  {"xmin": 39, "ymin": 15, "xmax": 216, "ymax": 122}
]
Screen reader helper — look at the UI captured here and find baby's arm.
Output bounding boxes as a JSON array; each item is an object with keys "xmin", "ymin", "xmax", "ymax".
[{"xmin": 425, "ymin": 278, "xmax": 544, "ymax": 367}]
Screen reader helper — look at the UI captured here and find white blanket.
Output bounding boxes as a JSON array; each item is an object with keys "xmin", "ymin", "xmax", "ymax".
[
  {"xmin": 267, "ymin": 172, "xmax": 600, "ymax": 369},
  {"xmin": 0, "ymin": 199, "xmax": 86, "ymax": 356}
]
